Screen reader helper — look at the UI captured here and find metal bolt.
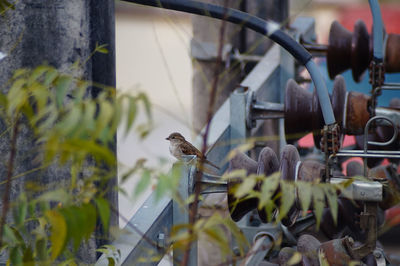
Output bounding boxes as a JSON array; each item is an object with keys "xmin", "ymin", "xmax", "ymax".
[
  {"xmin": 374, "ymin": 250, "xmax": 381, "ymax": 258},
  {"xmin": 157, "ymin": 233, "xmax": 165, "ymax": 249},
  {"xmin": 233, "ymin": 247, "xmax": 241, "ymax": 257}
]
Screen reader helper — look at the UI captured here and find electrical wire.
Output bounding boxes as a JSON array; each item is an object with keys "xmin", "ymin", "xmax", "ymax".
[{"xmin": 368, "ymin": 0, "xmax": 384, "ymax": 62}]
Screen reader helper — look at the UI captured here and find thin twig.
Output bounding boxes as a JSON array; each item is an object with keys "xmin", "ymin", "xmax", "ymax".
[
  {"xmin": 181, "ymin": 1, "xmax": 229, "ymax": 265},
  {"xmin": 0, "ymin": 115, "xmax": 20, "ymax": 247}
]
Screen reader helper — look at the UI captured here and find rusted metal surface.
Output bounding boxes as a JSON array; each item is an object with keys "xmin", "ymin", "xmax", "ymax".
[
  {"xmin": 319, "ymin": 238, "xmax": 352, "ymax": 265},
  {"xmin": 345, "ymin": 91, "xmax": 371, "ymax": 135}
]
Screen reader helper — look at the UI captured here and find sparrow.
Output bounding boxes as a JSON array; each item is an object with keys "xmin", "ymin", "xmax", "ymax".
[{"xmin": 166, "ymin": 132, "xmax": 220, "ymax": 170}]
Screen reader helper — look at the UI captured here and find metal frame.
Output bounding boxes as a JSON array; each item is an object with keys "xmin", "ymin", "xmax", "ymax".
[{"xmin": 97, "ymin": 17, "xmax": 317, "ymax": 265}]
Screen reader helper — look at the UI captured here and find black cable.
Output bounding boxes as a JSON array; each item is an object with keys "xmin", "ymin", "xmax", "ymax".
[{"xmin": 122, "ymin": 0, "xmax": 312, "ymax": 65}]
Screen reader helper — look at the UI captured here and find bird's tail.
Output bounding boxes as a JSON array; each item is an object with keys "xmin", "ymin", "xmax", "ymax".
[{"xmin": 205, "ymin": 159, "xmax": 220, "ymax": 170}]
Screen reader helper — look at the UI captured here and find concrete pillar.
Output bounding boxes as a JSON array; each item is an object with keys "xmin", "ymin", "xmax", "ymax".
[{"xmin": 0, "ymin": 1, "xmax": 116, "ymax": 263}]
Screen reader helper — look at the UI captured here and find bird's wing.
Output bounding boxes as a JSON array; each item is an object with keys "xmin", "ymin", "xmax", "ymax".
[{"xmin": 180, "ymin": 142, "xmax": 203, "ymax": 158}]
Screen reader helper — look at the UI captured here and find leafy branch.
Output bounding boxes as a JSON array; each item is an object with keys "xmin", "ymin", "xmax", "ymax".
[{"xmin": 0, "ymin": 64, "xmax": 153, "ymax": 264}]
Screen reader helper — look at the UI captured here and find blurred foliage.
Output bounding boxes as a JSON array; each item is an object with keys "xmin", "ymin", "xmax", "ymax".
[
  {"xmin": 0, "ymin": 62, "xmax": 153, "ymax": 264},
  {"xmin": 226, "ymin": 169, "xmax": 352, "ymax": 230},
  {"xmin": 0, "ymin": 0, "xmax": 14, "ymax": 15}
]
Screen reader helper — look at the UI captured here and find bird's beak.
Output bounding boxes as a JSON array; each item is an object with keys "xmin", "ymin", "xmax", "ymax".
[{"xmin": 165, "ymin": 137, "xmax": 169, "ymax": 140}]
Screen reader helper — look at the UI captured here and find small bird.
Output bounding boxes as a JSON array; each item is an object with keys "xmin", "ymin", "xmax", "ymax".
[{"xmin": 166, "ymin": 132, "xmax": 220, "ymax": 170}]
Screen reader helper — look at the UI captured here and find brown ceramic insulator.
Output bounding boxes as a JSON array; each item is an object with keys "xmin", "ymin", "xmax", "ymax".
[
  {"xmin": 280, "ymin": 145, "xmax": 300, "ymax": 182},
  {"xmin": 285, "ymin": 76, "xmax": 346, "ymax": 148},
  {"xmin": 327, "ymin": 21, "xmax": 352, "ymax": 80},
  {"xmin": 297, "ymin": 234, "xmax": 322, "ymax": 266},
  {"xmin": 345, "ymin": 91, "xmax": 370, "ymax": 135},
  {"xmin": 331, "ymin": 76, "xmax": 347, "ymax": 128},
  {"xmin": 327, "ymin": 20, "xmax": 370, "ymax": 82},
  {"xmin": 318, "ymin": 238, "xmax": 352, "ymax": 265},
  {"xmin": 279, "ymin": 145, "xmax": 301, "ymax": 226},
  {"xmin": 346, "ymin": 161, "xmax": 363, "ymax": 177},
  {"xmin": 350, "ymin": 20, "xmax": 371, "ymax": 81},
  {"xmin": 297, "ymin": 160, "xmax": 324, "ymax": 183},
  {"xmin": 227, "ymin": 152, "xmax": 258, "ymax": 222},
  {"xmin": 284, "ymin": 79, "xmax": 316, "ymax": 142},
  {"xmin": 257, "ymin": 147, "xmax": 280, "ymax": 223},
  {"xmin": 385, "ymin": 34, "xmax": 400, "ymax": 72},
  {"xmin": 257, "ymin": 147, "xmax": 280, "ymax": 177}
]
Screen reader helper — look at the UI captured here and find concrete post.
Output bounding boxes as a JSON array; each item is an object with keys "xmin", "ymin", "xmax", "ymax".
[{"xmin": 0, "ymin": 1, "xmax": 116, "ymax": 263}]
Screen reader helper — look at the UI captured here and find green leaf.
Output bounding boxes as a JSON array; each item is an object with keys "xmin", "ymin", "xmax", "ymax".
[
  {"xmin": 278, "ymin": 181, "xmax": 295, "ymax": 220},
  {"xmin": 137, "ymin": 92, "xmax": 151, "ymax": 119},
  {"xmin": 55, "ymin": 75, "xmax": 73, "ymax": 108},
  {"xmin": 95, "ymin": 197, "xmax": 110, "ymax": 232},
  {"xmin": 60, "ymin": 207, "xmax": 84, "ymax": 251},
  {"xmin": 43, "ymin": 67, "xmax": 58, "ymax": 87},
  {"xmin": 59, "ymin": 106, "xmax": 82, "ymax": 137},
  {"xmin": 81, "ymin": 203, "xmax": 97, "ymax": 240},
  {"xmin": 223, "ymin": 216, "xmax": 249, "ymax": 255},
  {"xmin": 7, "ymin": 78, "xmax": 28, "ymax": 115},
  {"xmin": 297, "ymin": 181, "xmax": 312, "ymax": 214},
  {"xmin": 120, "ymin": 158, "xmax": 146, "ymax": 184},
  {"xmin": 225, "ymin": 143, "xmax": 254, "ymax": 162},
  {"xmin": 35, "ymin": 238, "xmax": 48, "ymax": 262},
  {"xmin": 22, "ymin": 246, "xmax": 34, "ymax": 266},
  {"xmin": 234, "ymin": 176, "xmax": 256, "ymax": 199},
  {"xmin": 259, "ymin": 172, "xmax": 280, "ymax": 208},
  {"xmin": 45, "ymin": 210, "xmax": 67, "ymax": 261},
  {"xmin": 13, "ymin": 197, "xmax": 27, "ymax": 229},
  {"xmin": 125, "ymin": 97, "xmax": 137, "ymax": 136},
  {"xmin": 27, "ymin": 65, "xmax": 49, "ymax": 86},
  {"xmin": 287, "ymin": 252, "xmax": 302, "ymax": 265},
  {"xmin": 203, "ymin": 228, "xmax": 230, "ymax": 256},
  {"xmin": 38, "ymin": 189, "xmax": 71, "ymax": 205},
  {"xmin": 134, "ymin": 169, "xmax": 151, "ymax": 197},
  {"xmin": 10, "ymin": 246, "xmax": 23, "ymax": 266},
  {"xmin": 95, "ymin": 101, "xmax": 113, "ymax": 141},
  {"xmin": 12, "ymin": 68, "xmax": 29, "ymax": 79},
  {"xmin": 107, "ymin": 257, "xmax": 116, "ymax": 266},
  {"xmin": 312, "ymin": 185, "xmax": 325, "ymax": 230},
  {"xmin": 221, "ymin": 169, "xmax": 247, "ymax": 181},
  {"xmin": 3, "ymin": 224, "xmax": 18, "ymax": 245},
  {"xmin": 95, "ymin": 43, "xmax": 109, "ymax": 54},
  {"xmin": 323, "ymin": 184, "xmax": 338, "ymax": 226}
]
